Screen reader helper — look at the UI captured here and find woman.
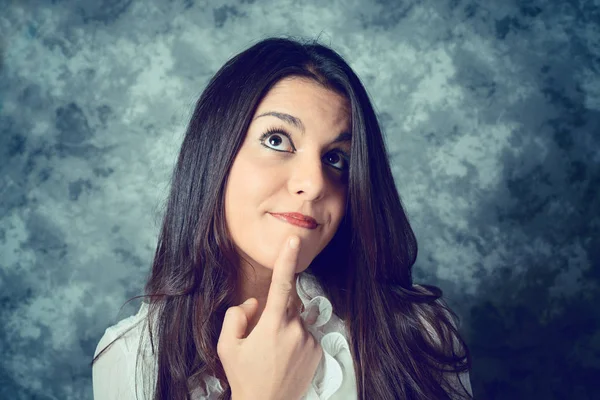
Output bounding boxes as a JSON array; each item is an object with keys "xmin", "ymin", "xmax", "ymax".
[{"xmin": 92, "ymin": 36, "xmax": 473, "ymax": 400}]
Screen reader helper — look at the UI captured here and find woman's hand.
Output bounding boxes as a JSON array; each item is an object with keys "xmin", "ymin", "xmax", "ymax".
[{"xmin": 217, "ymin": 236, "xmax": 323, "ymax": 400}]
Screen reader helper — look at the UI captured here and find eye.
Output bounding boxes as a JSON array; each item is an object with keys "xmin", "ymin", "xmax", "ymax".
[
  {"xmin": 325, "ymin": 151, "xmax": 349, "ymax": 171},
  {"xmin": 259, "ymin": 128, "xmax": 294, "ymax": 152},
  {"xmin": 259, "ymin": 127, "xmax": 350, "ymax": 172}
]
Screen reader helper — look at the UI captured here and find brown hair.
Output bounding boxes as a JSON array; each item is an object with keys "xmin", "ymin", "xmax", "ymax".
[{"xmin": 92, "ymin": 35, "xmax": 472, "ymax": 400}]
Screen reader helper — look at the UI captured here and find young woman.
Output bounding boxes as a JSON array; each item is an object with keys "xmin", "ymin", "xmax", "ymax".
[{"xmin": 92, "ymin": 36, "xmax": 472, "ymax": 400}]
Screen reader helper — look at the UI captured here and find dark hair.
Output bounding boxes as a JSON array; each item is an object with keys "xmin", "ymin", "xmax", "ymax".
[{"xmin": 92, "ymin": 35, "xmax": 472, "ymax": 400}]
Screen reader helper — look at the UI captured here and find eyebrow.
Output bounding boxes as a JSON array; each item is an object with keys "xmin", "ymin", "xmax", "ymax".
[{"xmin": 253, "ymin": 111, "xmax": 352, "ymax": 145}]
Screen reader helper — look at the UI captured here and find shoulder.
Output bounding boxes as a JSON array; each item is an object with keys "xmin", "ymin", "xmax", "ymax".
[
  {"xmin": 94, "ymin": 302, "xmax": 149, "ymax": 358},
  {"xmin": 92, "ymin": 303, "xmax": 153, "ymax": 400}
]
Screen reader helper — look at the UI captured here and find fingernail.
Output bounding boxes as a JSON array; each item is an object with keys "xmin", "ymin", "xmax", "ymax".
[
  {"xmin": 243, "ymin": 298, "xmax": 254, "ymax": 305},
  {"xmin": 289, "ymin": 237, "xmax": 299, "ymax": 249}
]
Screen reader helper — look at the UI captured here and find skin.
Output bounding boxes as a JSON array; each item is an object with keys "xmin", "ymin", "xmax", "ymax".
[
  {"xmin": 218, "ymin": 235, "xmax": 325, "ymax": 400},
  {"xmin": 224, "ymin": 76, "xmax": 351, "ymax": 335}
]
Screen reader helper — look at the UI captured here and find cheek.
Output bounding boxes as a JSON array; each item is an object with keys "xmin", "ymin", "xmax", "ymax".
[
  {"xmin": 332, "ymin": 188, "xmax": 348, "ymax": 221},
  {"xmin": 227, "ymin": 155, "xmax": 268, "ymax": 203},
  {"xmin": 225, "ymin": 154, "xmax": 279, "ymax": 244}
]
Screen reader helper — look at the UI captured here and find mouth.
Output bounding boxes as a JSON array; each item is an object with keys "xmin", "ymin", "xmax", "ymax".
[{"xmin": 269, "ymin": 213, "xmax": 319, "ymax": 230}]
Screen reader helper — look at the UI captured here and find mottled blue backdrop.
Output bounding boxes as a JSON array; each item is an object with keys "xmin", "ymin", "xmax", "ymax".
[{"xmin": 1, "ymin": 0, "xmax": 598, "ymax": 399}]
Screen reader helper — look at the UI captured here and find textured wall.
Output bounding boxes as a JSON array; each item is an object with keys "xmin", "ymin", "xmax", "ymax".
[{"xmin": 1, "ymin": 0, "xmax": 598, "ymax": 398}]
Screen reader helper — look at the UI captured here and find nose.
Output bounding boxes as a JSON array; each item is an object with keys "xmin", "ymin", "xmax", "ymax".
[{"xmin": 288, "ymin": 152, "xmax": 326, "ymax": 201}]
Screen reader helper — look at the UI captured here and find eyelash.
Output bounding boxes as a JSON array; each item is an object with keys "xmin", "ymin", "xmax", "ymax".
[{"xmin": 259, "ymin": 127, "xmax": 350, "ymax": 172}]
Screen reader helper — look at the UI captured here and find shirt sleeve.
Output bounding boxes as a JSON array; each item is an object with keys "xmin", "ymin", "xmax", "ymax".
[{"xmin": 93, "ymin": 330, "xmax": 135, "ymax": 400}]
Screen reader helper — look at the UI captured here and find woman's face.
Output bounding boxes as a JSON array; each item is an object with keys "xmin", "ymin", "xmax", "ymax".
[{"xmin": 224, "ymin": 76, "xmax": 351, "ymax": 275}]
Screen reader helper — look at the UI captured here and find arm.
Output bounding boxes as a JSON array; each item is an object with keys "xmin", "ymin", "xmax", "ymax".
[{"xmin": 92, "ymin": 331, "xmax": 135, "ymax": 400}]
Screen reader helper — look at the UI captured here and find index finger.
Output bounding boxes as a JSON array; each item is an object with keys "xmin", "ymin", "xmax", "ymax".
[{"xmin": 264, "ymin": 235, "xmax": 301, "ymax": 320}]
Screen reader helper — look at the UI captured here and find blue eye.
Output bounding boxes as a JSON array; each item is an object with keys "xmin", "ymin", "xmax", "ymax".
[{"xmin": 259, "ymin": 127, "xmax": 350, "ymax": 172}]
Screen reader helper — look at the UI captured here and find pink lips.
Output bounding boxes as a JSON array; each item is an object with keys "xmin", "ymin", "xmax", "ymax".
[{"xmin": 269, "ymin": 213, "xmax": 319, "ymax": 230}]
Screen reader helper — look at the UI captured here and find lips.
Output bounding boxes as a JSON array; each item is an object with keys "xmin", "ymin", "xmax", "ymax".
[{"xmin": 269, "ymin": 213, "xmax": 319, "ymax": 229}]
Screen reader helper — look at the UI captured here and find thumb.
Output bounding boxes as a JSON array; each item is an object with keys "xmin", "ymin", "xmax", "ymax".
[
  {"xmin": 235, "ymin": 297, "xmax": 259, "ymax": 340},
  {"xmin": 219, "ymin": 298, "xmax": 259, "ymax": 344},
  {"xmin": 239, "ymin": 297, "xmax": 259, "ymax": 322},
  {"xmin": 242, "ymin": 297, "xmax": 257, "ymax": 306}
]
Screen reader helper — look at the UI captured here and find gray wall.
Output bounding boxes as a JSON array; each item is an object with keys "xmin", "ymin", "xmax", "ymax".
[{"xmin": 1, "ymin": 0, "xmax": 598, "ymax": 398}]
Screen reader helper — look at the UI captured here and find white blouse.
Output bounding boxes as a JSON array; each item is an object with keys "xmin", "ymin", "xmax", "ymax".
[
  {"xmin": 93, "ymin": 272, "xmax": 472, "ymax": 399},
  {"xmin": 93, "ymin": 272, "xmax": 358, "ymax": 399}
]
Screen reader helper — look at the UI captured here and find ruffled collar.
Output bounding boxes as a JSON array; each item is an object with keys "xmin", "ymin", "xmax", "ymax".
[{"xmin": 195, "ymin": 271, "xmax": 357, "ymax": 400}]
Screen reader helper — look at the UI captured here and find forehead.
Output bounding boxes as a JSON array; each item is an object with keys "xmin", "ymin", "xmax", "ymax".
[{"xmin": 256, "ymin": 77, "xmax": 351, "ymax": 125}]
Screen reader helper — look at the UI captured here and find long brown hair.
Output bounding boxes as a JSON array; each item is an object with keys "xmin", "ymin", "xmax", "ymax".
[{"xmin": 92, "ymin": 35, "xmax": 472, "ymax": 400}]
